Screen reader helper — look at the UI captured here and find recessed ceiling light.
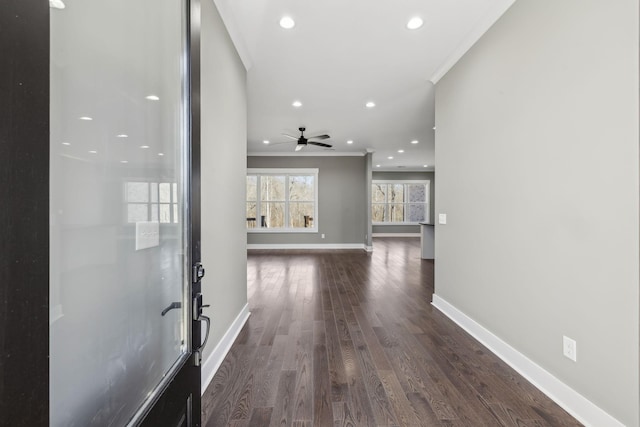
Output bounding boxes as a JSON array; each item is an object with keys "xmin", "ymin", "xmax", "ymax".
[
  {"xmin": 387, "ymin": 156, "xmax": 393, "ymax": 160},
  {"xmin": 279, "ymin": 16, "xmax": 295, "ymax": 29},
  {"xmin": 117, "ymin": 134, "xmax": 128, "ymax": 138},
  {"xmin": 292, "ymin": 101, "xmax": 302, "ymax": 108},
  {"xmin": 263, "ymin": 140, "xmax": 270, "ymax": 144},
  {"xmin": 88, "ymin": 150, "xmax": 97, "ymax": 154},
  {"xmin": 376, "ymin": 165, "xmax": 381, "ymax": 168},
  {"xmin": 158, "ymin": 153, "xmax": 165, "ymax": 156},
  {"xmin": 49, "ymin": 0, "xmax": 66, "ymax": 9},
  {"xmin": 145, "ymin": 95, "xmax": 160, "ymax": 101},
  {"xmin": 411, "ymin": 140, "xmax": 419, "ymax": 144},
  {"xmin": 423, "ymin": 164, "xmax": 428, "ymax": 168},
  {"xmin": 140, "ymin": 145, "xmax": 150, "ymax": 149},
  {"xmin": 120, "ymin": 160, "xmax": 128, "ymax": 164},
  {"xmin": 61, "ymin": 142, "xmax": 71, "ymax": 146},
  {"xmin": 365, "ymin": 102, "xmax": 376, "ymax": 108},
  {"xmin": 407, "ymin": 17, "xmax": 424, "ymax": 30},
  {"xmin": 398, "ymin": 149, "xmax": 404, "ymax": 153},
  {"xmin": 432, "ymin": 126, "xmax": 436, "ymax": 130},
  {"xmin": 347, "ymin": 140, "xmax": 353, "ymax": 144},
  {"xmin": 79, "ymin": 116, "xmax": 93, "ymax": 121}
]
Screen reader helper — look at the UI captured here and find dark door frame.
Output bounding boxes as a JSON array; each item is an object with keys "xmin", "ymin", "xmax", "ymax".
[
  {"xmin": 0, "ymin": 1, "xmax": 50, "ymax": 425},
  {"xmin": 0, "ymin": 0, "xmax": 202, "ymax": 425}
]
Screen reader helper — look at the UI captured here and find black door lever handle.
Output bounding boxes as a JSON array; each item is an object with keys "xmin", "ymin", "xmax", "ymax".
[{"xmin": 161, "ymin": 301, "xmax": 182, "ymax": 316}]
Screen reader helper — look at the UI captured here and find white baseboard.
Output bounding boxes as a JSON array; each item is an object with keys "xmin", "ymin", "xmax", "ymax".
[
  {"xmin": 371, "ymin": 233, "xmax": 420, "ymax": 237},
  {"xmin": 201, "ymin": 303, "xmax": 251, "ymax": 395},
  {"xmin": 247, "ymin": 243, "xmax": 366, "ymax": 250},
  {"xmin": 431, "ymin": 294, "xmax": 625, "ymax": 427},
  {"xmin": 365, "ymin": 245, "xmax": 373, "ymax": 252}
]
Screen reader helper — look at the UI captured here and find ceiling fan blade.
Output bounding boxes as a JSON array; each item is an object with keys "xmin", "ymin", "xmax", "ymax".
[
  {"xmin": 282, "ymin": 134, "xmax": 299, "ymax": 141},
  {"xmin": 308, "ymin": 134, "xmax": 330, "ymax": 140},
  {"xmin": 269, "ymin": 141, "xmax": 295, "ymax": 146},
  {"xmin": 308, "ymin": 141, "xmax": 333, "ymax": 148},
  {"xmin": 294, "ymin": 144, "xmax": 304, "ymax": 152}
]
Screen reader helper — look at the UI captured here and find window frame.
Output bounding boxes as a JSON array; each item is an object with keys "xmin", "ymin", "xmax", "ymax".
[
  {"xmin": 371, "ymin": 179, "xmax": 430, "ymax": 225},
  {"xmin": 247, "ymin": 168, "xmax": 319, "ymax": 233}
]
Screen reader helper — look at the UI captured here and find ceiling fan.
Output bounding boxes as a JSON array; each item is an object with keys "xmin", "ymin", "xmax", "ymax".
[{"xmin": 281, "ymin": 127, "xmax": 333, "ymax": 151}]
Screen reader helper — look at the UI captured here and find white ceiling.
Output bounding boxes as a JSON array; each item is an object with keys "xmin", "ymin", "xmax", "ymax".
[{"xmin": 215, "ymin": 0, "xmax": 515, "ymax": 171}]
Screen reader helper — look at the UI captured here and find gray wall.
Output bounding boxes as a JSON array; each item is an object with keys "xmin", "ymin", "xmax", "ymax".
[
  {"xmin": 435, "ymin": 1, "xmax": 638, "ymax": 426},
  {"xmin": 372, "ymin": 171, "xmax": 435, "ymax": 234},
  {"xmin": 247, "ymin": 156, "xmax": 367, "ymax": 245},
  {"xmin": 200, "ymin": 0, "xmax": 248, "ymax": 361}
]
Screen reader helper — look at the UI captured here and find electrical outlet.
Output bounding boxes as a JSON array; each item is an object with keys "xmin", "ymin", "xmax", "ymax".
[
  {"xmin": 438, "ymin": 213, "xmax": 447, "ymax": 225},
  {"xmin": 321, "ymin": 234, "xmax": 325, "ymax": 239},
  {"xmin": 563, "ymin": 336, "xmax": 577, "ymax": 362}
]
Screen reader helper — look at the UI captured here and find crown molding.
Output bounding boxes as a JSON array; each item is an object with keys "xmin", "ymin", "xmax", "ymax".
[{"xmin": 248, "ymin": 151, "xmax": 366, "ymax": 157}]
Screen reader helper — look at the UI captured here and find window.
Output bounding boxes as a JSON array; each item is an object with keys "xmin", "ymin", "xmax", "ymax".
[
  {"xmin": 125, "ymin": 181, "xmax": 179, "ymax": 223},
  {"xmin": 247, "ymin": 169, "xmax": 318, "ymax": 232},
  {"xmin": 372, "ymin": 180, "xmax": 429, "ymax": 224}
]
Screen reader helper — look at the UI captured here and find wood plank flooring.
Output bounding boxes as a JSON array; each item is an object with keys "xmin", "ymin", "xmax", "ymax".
[{"xmin": 202, "ymin": 238, "xmax": 582, "ymax": 426}]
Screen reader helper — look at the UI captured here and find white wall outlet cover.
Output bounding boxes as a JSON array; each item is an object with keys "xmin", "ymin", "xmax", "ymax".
[
  {"xmin": 438, "ymin": 213, "xmax": 447, "ymax": 224},
  {"xmin": 136, "ymin": 221, "xmax": 160, "ymax": 250},
  {"xmin": 563, "ymin": 335, "xmax": 577, "ymax": 362}
]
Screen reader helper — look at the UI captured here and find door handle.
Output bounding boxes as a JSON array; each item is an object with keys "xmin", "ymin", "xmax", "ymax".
[
  {"xmin": 193, "ymin": 292, "xmax": 210, "ymax": 366},
  {"xmin": 161, "ymin": 301, "xmax": 182, "ymax": 316}
]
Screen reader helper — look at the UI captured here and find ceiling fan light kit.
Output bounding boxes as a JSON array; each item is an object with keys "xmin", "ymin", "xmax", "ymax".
[{"xmin": 275, "ymin": 127, "xmax": 333, "ymax": 151}]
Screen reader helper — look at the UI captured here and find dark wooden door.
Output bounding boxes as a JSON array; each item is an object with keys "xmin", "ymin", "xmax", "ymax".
[{"xmin": 0, "ymin": 0, "xmax": 203, "ymax": 426}]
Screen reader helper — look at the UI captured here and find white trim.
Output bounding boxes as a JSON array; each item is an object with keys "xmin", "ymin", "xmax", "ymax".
[
  {"xmin": 248, "ymin": 168, "xmax": 318, "ymax": 175},
  {"xmin": 431, "ymin": 295, "xmax": 625, "ymax": 427},
  {"xmin": 365, "ymin": 245, "xmax": 373, "ymax": 252},
  {"xmin": 372, "ymin": 233, "xmax": 420, "ymax": 237},
  {"xmin": 247, "ymin": 243, "xmax": 366, "ymax": 250},
  {"xmin": 247, "ymin": 228, "xmax": 318, "ymax": 234},
  {"xmin": 372, "ymin": 179, "xmax": 429, "ymax": 184},
  {"xmin": 201, "ymin": 304, "xmax": 251, "ymax": 395},
  {"xmin": 372, "ymin": 223, "xmax": 423, "ymax": 226},
  {"xmin": 248, "ymin": 151, "xmax": 366, "ymax": 157},
  {"xmin": 429, "ymin": 0, "xmax": 516, "ymax": 84}
]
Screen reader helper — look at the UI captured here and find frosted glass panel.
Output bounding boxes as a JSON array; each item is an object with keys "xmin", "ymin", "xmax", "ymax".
[{"xmin": 50, "ymin": 0, "xmax": 188, "ymax": 425}]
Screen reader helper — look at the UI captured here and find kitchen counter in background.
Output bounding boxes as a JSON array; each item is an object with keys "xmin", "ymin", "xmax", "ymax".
[{"xmin": 419, "ymin": 222, "xmax": 434, "ymax": 259}]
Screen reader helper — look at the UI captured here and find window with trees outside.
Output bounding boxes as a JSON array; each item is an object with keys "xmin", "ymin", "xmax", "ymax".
[
  {"xmin": 372, "ymin": 180, "xmax": 430, "ymax": 224},
  {"xmin": 247, "ymin": 168, "xmax": 318, "ymax": 232}
]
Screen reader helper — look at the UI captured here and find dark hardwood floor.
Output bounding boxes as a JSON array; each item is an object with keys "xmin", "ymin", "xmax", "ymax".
[{"xmin": 202, "ymin": 238, "xmax": 582, "ymax": 426}]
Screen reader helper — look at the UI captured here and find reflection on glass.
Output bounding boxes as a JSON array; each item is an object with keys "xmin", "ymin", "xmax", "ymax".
[{"xmin": 49, "ymin": 0, "xmax": 188, "ymax": 425}]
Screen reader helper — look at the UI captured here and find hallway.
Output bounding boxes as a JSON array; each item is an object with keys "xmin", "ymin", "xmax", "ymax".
[{"xmin": 202, "ymin": 238, "xmax": 581, "ymax": 426}]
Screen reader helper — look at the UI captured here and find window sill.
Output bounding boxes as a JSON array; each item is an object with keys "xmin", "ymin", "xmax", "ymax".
[
  {"xmin": 247, "ymin": 228, "xmax": 318, "ymax": 233},
  {"xmin": 372, "ymin": 222, "xmax": 423, "ymax": 226}
]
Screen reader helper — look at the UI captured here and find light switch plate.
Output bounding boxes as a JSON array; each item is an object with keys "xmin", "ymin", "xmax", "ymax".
[
  {"xmin": 136, "ymin": 221, "xmax": 160, "ymax": 250},
  {"xmin": 563, "ymin": 335, "xmax": 577, "ymax": 362},
  {"xmin": 438, "ymin": 213, "xmax": 447, "ymax": 225}
]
